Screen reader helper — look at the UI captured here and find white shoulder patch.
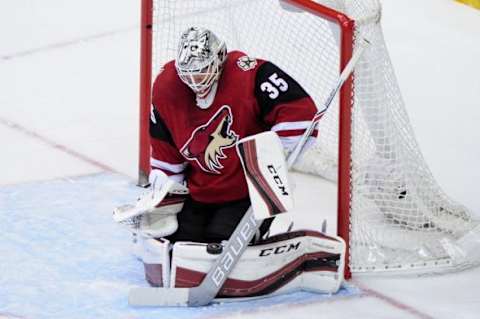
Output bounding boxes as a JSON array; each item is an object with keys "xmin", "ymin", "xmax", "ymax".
[{"xmin": 236, "ymin": 55, "xmax": 257, "ymax": 71}]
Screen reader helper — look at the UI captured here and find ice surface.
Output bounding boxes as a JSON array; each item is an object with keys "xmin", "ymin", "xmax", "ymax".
[{"xmin": 0, "ymin": 173, "xmax": 358, "ymax": 319}]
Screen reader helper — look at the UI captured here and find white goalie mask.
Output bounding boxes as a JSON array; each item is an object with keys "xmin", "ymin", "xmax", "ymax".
[{"xmin": 175, "ymin": 27, "xmax": 227, "ymax": 97}]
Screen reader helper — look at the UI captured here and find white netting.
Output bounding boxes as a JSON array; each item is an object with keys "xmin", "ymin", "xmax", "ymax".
[
  {"xmin": 149, "ymin": 0, "xmax": 480, "ymax": 274},
  {"xmin": 345, "ymin": 2, "xmax": 480, "ymax": 273}
]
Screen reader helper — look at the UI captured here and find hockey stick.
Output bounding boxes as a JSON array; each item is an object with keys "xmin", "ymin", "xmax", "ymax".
[{"xmin": 128, "ymin": 36, "xmax": 371, "ymax": 307}]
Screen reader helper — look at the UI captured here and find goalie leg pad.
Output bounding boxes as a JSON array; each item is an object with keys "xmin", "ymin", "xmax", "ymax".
[
  {"xmin": 137, "ymin": 237, "xmax": 171, "ymax": 287},
  {"xmin": 169, "ymin": 230, "xmax": 345, "ymax": 297}
]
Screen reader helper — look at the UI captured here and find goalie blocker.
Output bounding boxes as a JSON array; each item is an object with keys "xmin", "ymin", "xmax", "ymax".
[{"xmin": 236, "ymin": 131, "xmax": 294, "ymax": 219}]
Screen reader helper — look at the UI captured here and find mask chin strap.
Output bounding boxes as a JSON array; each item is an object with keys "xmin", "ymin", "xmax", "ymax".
[{"xmin": 196, "ymin": 81, "xmax": 218, "ymax": 109}]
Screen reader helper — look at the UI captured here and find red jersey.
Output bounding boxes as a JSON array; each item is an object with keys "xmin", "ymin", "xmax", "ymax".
[{"xmin": 150, "ymin": 51, "xmax": 318, "ymax": 203}]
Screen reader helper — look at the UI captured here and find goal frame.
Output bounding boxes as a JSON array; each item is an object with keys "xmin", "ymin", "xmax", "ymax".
[{"xmin": 137, "ymin": 0, "xmax": 356, "ymax": 278}]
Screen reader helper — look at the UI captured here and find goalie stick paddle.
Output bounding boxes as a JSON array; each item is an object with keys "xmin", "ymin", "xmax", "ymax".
[{"xmin": 128, "ymin": 36, "xmax": 371, "ymax": 307}]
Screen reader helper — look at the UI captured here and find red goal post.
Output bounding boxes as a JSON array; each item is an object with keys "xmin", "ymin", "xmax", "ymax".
[{"xmin": 138, "ymin": 0, "xmax": 153, "ymax": 189}]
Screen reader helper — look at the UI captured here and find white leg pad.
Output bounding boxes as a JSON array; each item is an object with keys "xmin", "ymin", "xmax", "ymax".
[
  {"xmin": 169, "ymin": 231, "xmax": 345, "ymax": 297},
  {"xmin": 137, "ymin": 237, "xmax": 171, "ymax": 287}
]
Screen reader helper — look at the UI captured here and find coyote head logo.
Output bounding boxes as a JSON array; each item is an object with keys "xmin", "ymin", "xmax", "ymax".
[{"xmin": 181, "ymin": 105, "xmax": 238, "ymax": 174}]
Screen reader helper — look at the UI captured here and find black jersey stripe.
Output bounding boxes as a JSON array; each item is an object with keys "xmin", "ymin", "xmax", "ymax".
[
  {"xmin": 254, "ymin": 61, "xmax": 309, "ymax": 118},
  {"xmin": 150, "ymin": 106, "xmax": 175, "ymax": 146}
]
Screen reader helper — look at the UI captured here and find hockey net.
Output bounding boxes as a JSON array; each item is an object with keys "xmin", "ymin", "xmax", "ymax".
[{"xmin": 138, "ymin": 0, "xmax": 480, "ymax": 277}]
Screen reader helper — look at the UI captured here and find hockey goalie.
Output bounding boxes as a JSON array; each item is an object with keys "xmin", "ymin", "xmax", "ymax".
[{"xmin": 113, "ymin": 26, "xmax": 346, "ymax": 303}]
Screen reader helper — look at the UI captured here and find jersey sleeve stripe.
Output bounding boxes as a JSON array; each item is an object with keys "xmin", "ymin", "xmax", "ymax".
[
  {"xmin": 275, "ymin": 129, "xmax": 318, "ymax": 138},
  {"xmin": 270, "ymin": 121, "xmax": 314, "ymax": 132},
  {"xmin": 279, "ymin": 135, "xmax": 317, "ymax": 153},
  {"xmin": 151, "ymin": 157, "xmax": 187, "ymax": 173}
]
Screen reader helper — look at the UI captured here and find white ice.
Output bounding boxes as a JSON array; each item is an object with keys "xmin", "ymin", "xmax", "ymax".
[{"xmin": 1, "ymin": 0, "xmax": 479, "ymax": 318}]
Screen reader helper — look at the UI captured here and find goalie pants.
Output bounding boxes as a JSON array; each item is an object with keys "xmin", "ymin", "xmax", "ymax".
[{"xmin": 165, "ymin": 196, "xmax": 273, "ymax": 243}]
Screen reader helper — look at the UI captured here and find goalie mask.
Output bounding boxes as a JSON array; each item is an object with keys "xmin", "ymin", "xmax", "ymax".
[{"xmin": 175, "ymin": 27, "xmax": 227, "ymax": 98}]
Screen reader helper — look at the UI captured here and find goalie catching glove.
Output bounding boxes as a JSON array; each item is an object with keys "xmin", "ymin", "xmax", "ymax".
[{"xmin": 113, "ymin": 169, "xmax": 189, "ymax": 238}]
